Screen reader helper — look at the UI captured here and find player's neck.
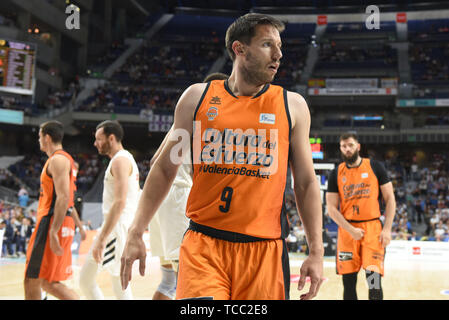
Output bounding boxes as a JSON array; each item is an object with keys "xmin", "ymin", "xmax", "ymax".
[
  {"xmin": 227, "ymin": 73, "xmax": 266, "ymax": 97},
  {"xmin": 108, "ymin": 144, "xmax": 124, "ymax": 159},
  {"xmin": 347, "ymin": 156, "xmax": 362, "ymax": 168},
  {"xmin": 46, "ymin": 144, "xmax": 63, "ymax": 157}
]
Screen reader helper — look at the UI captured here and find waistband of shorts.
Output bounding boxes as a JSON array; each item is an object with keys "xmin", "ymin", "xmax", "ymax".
[
  {"xmin": 347, "ymin": 217, "xmax": 380, "ymax": 223},
  {"xmin": 188, "ymin": 220, "xmax": 272, "ymax": 243}
]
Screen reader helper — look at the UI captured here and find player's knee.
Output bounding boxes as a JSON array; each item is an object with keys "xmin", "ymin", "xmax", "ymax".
[
  {"xmin": 157, "ymin": 265, "xmax": 177, "ymax": 299},
  {"xmin": 24, "ymin": 277, "xmax": 41, "ymax": 290},
  {"xmin": 79, "ymin": 268, "xmax": 95, "ymax": 291},
  {"xmin": 40, "ymin": 279, "xmax": 54, "ymax": 292}
]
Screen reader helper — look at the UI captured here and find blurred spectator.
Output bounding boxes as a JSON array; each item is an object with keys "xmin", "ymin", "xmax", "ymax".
[
  {"xmin": 434, "ymin": 221, "xmax": 447, "ymax": 238},
  {"xmin": 408, "ymin": 231, "xmax": 420, "ymax": 241},
  {"xmin": 83, "ymin": 220, "xmax": 94, "ymax": 231},
  {"xmin": 15, "ymin": 217, "xmax": 33, "ymax": 257},
  {"xmin": 1, "ymin": 215, "xmax": 15, "ymax": 257},
  {"xmin": 17, "ymin": 186, "xmax": 29, "ymax": 208}
]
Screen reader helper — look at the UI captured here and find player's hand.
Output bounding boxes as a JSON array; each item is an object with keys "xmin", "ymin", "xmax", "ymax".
[
  {"xmin": 79, "ymin": 227, "xmax": 87, "ymax": 241},
  {"xmin": 350, "ymin": 227, "xmax": 365, "ymax": 241},
  {"xmin": 379, "ymin": 228, "xmax": 391, "ymax": 248},
  {"xmin": 120, "ymin": 231, "xmax": 147, "ymax": 290},
  {"xmin": 92, "ymin": 237, "xmax": 106, "ymax": 264},
  {"xmin": 49, "ymin": 228, "xmax": 63, "ymax": 256},
  {"xmin": 297, "ymin": 253, "xmax": 324, "ymax": 300}
]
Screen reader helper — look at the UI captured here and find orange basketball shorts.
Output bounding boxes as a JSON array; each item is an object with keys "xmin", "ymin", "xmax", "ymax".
[
  {"xmin": 25, "ymin": 214, "xmax": 75, "ymax": 282},
  {"xmin": 176, "ymin": 228, "xmax": 290, "ymax": 300},
  {"xmin": 336, "ymin": 219, "xmax": 385, "ymax": 276}
]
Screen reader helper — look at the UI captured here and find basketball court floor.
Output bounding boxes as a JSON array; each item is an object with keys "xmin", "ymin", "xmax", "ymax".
[{"xmin": 1, "ymin": 251, "xmax": 448, "ymax": 300}]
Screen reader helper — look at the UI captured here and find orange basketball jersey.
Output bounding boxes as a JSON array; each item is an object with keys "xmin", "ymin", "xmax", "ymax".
[
  {"xmin": 334, "ymin": 158, "xmax": 384, "ymax": 221},
  {"xmin": 187, "ymin": 80, "xmax": 291, "ymax": 239},
  {"xmin": 37, "ymin": 150, "xmax": 77, "ymax": 220}
]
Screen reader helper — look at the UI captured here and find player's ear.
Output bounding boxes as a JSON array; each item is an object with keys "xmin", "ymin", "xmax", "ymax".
[{"xmin": 232, "ymin": 41, "xmax": 245, "ymax": 57}]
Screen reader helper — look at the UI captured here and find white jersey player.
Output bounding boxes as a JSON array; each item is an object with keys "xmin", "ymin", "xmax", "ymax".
[
  {"xmin": 149, "ymin": 72, "xmax": 229, "ymax": 300},
  {"xmin": 148, "ymin": 126, "xmax": 191, "ymax": 300},
  {"xmin": 79, "ymin": 120, "xmax": 140, "ymax": 300}
]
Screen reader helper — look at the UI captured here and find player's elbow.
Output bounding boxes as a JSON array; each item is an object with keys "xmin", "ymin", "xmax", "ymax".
[
  {"xmin": 114, "ymin": 198, "xmax": 127, "ymax": 212},
  {"xmin": 160, "ymin": 161, "xmax": 180, "ymax": 184},
  {"xmin": 326, "ymin": 205, "xmax": 337, "ymax": 220},
  {"xmin": 293, "ymin": 176, "xmax": 319, "ymax": 197}
]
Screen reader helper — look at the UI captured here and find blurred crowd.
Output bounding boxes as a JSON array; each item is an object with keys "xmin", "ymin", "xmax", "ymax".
[
  {"xmin": 5, "ymin": 153, "xmax": 106, "ymax": 198},
  {"xmin": 0, "ymin": 201, "xmax": 36, "ymax": 258},
  {"xmin": 386, "ymin": 152, "xmax": 449, "ymax": 242},
  {"xmin": 317, "ymin": 42, "xmax": 397, "ymax": 69},
  {"xmin": 409, "ymin": 43, "xmax": 449, "ymax": 82},
  {"xmin": 77, "ymin": 84, "xmax": 182, "ymax": 113},
  {"xmin": 112, "ymin": 39, "xmax": 223, "ymax": 86},
  {"xmin": 0, "ymin": 80, "xmax": 81, "ymax": 116},
  {"xmin": 86, "ymin": 41, "xmax": 128, "ymax": 77}
]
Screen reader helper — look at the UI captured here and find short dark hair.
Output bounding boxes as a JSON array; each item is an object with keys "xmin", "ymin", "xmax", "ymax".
[
  {"xmin": 96, "ymin": 120, "xmax": 124, "ymax": 142},
  {"xmin": 203, "ymin": 72, "xmax": 229, "ymax": 82},
  {"xmin": 339, "ymin": 132, "xmax": 359, "ymax": 143},
  {"xmin": 40, "ymin": 121, "xmax": 64, "ymax": 144},
  {"xmin": 225, "ymin": 13, "xmax": 285, "ymax": 61}
]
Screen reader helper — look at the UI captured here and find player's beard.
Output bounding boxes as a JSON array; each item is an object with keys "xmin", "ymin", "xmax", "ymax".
[
  {"xmin": 241, "ymin": 51, "xmax": 276, "ymax": 86},
  {"xmin": 98, "ymin": 140, "xmax": 111, "ymax": 156},
  {"xmin": 341, "ymin": 149, "xmax": 360, "ymax": 165}
]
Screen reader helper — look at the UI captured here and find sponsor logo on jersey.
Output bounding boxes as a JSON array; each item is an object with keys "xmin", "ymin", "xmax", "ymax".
[
  {"xmin": 198, "ymin": 127, "xmax": 278, "ymax": 174},
  {"xmin": 210, "ymin": 96, "xmax": 221, "ymax": 105},
  {"xmin": 206, "ymin": 106, "xmax": 218, "ymax": 121},
  {"xmin": 362, "ymin": 172, "xmax": 368, "ymax": 178},
  {"xmin": 339, "ymin": 251, "xmax": 353, "ymax": 261},
  {"xmin": 259, "ymin": 113, "xmax": 275, "ymax": 125},
  {"xmin": 342, "ymin": 182, "xmax": 371, "ymax": 199}
]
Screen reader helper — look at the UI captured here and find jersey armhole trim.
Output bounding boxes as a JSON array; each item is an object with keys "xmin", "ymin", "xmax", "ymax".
[
  {"xmin": 193, "ymin": 82, "xmax": 211, "ymax": 122},
  {"xmin": 191, "ymin": 82, "xmax": 211, "ymax": 175},
  {"xmin": 283, "ymin": 89, "xmax": 292, "ymax": 161}
]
